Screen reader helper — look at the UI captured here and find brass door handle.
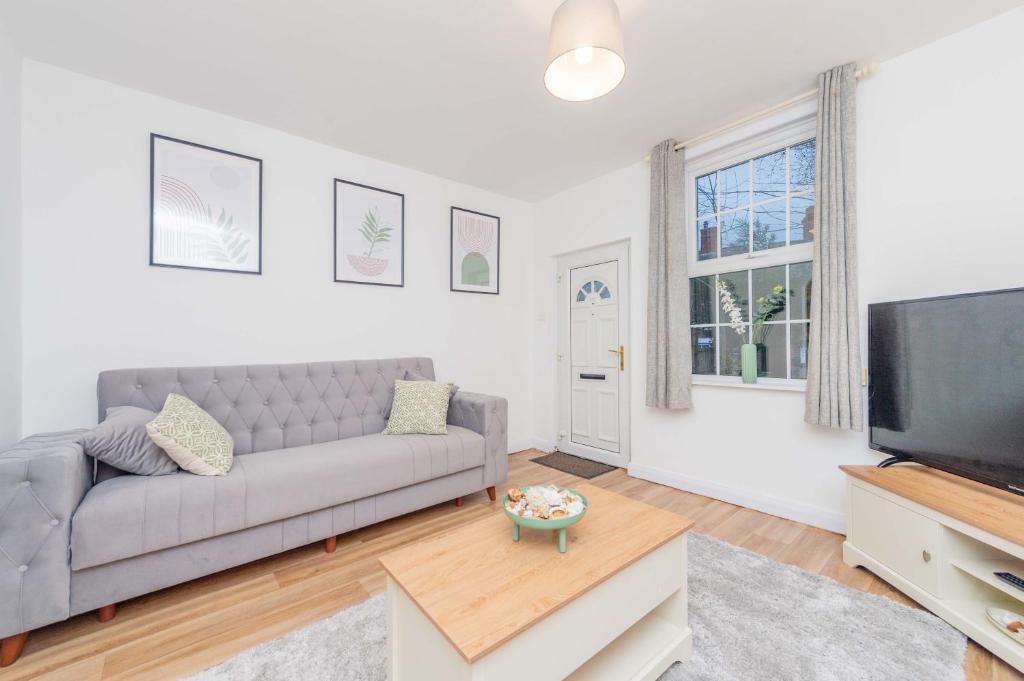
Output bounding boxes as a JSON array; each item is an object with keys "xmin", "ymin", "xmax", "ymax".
[{"xmin": 607, "ymin": 346, "xmax": 625, "ymax": 370}]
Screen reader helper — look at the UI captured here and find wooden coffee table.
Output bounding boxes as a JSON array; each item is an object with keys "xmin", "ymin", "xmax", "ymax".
[{"xmin": 378, "ymin": 483, "xmax": 694, "ymax": 681}]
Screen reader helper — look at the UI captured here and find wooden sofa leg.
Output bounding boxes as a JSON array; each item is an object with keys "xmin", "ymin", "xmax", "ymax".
[
  {"xmin": 455, "ymin": 496, "xmax": 464, "ymax": 507},
  {"xmin": 486, "ymin": 486, "xmax": 496, "ymax": 501},
  {"xmin": 324, "ymin": 536, "xmax": 337, "ymax": 553},
  {"xmin": 1, "ymin": 632, "xmax": 29, "ymax": 667},
  {"xmin": 98, "ymin": 604, "xmax": 117, "ymax": 623}
]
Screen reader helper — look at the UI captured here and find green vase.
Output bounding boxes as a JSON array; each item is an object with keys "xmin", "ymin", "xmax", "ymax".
[{"xmin": 741, "ymin": 343, "xmax": 757, "ymax": 384}]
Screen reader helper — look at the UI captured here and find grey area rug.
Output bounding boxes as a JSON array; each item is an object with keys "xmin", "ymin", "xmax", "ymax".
[
  {"xmin": 188, "ymin": 534, "xmax": 966, "ymax": 681},
  {"xmin": 529, "ymin": 450, "xmax": 618, "ymax": 479}
]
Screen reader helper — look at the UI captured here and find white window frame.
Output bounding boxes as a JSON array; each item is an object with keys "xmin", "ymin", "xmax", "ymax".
[{"xmin": 685, "ymin": 114, "xmax": 816, "ymax": 391}]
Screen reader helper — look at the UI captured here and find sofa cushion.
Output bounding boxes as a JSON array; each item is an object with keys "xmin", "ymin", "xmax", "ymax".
[
  {"xmin": 384, "ymin": 380, "xmax": 451, "ymax": 435},
  {"xmin": 80, "ymin": 406, "xmax": 178, "ymax": 476},
  {"xmin": 406, "ymin": 369, "xmax": 459, "ymax": 397},
  {"xmin": 146, "ymin": 394, "xmax": 234, "ymax": 476},
  {"xmin": 70, "ymin": 426, "xmax": 484, "ymax": 570}
]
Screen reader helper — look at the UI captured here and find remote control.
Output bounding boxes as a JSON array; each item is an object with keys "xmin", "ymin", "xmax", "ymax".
[{"xmin": 993, "ymin": 571, "xmax": 1024, "ymax": 593}]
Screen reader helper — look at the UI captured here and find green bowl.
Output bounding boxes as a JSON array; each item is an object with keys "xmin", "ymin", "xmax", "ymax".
[{"xmin": 501, "ymin": 485, "xmax": 588, "ymax": 553}]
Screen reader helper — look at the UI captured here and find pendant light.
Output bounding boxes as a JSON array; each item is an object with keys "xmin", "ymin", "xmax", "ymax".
[{"xmin": 544, "ymin": 0, "xmax": 625, "ymax": 102}]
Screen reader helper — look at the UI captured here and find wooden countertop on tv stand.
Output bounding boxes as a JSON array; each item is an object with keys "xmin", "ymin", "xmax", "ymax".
[{"xmin": 841, "ymin": 464, "xmax": 1024, "ymax": 547}]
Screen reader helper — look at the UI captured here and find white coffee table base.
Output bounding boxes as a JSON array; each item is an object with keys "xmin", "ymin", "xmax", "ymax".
[{"xmin": 387, "ymin": 535, "xmax": 691, "ymax": 681}]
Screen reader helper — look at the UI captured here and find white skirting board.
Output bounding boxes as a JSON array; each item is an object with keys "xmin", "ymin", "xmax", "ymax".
[
  {"xmin": 627, "ymin": 463, "xmax": 846, "ymax": 534},
  {"xmin": 507, "ymin": 439, "xmax": 539, "ymax": 454},
  {"xmin": 516, "ymin": 438, "xmax": 557, "ymax": 454}
]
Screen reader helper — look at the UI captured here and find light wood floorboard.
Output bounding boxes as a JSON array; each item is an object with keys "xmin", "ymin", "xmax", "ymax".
[{"xmin": 1, "ymin": 450, "xmax": 1019, "ymax": 680}]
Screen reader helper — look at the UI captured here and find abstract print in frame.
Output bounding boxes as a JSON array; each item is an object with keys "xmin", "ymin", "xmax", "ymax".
[
  {"xmin": 150, "ymin": 134, "xmax": 262, "ymax": 274},
  {"xmin": 450, "ymin": 207, "xmax": 500, "ymax": 295},
  {"xmin": 334, "ymin": 179, "xmax": 405, "ymax": 287}
]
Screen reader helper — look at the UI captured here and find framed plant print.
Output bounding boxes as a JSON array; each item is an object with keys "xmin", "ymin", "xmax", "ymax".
[
  {"xmin": 334, "ymin": 179, "xmax": 405, "ymax": 287},
  {"xmin": 450, "ymin": 207, "xmax": 500, "ymax": 295},
  {"xmin": 150, "ymin": 134, "xmax": 262, "ymax": 274}
]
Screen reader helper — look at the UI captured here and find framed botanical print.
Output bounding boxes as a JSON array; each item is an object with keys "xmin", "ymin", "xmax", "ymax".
[
  {"xmin": 334, "ymin": 179, "xmax": 405, "ymax": 287},
  {"xmin": 450, "ymin": 207, "xmax": 500, "ymax": 294},
  {"xmin": 150, "ymin": 134, "xmax": 263, "ymax": 274}
]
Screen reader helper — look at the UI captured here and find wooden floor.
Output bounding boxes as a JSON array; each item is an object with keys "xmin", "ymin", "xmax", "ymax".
[{"xmin": 3, "ymin": 450, "xmax": 1021, "ymax": 680}]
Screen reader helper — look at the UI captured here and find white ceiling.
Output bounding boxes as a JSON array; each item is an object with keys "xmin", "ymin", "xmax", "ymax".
[{"xmin": 2, "ymin": 1, "xmax": 1018, "ymax": 200}]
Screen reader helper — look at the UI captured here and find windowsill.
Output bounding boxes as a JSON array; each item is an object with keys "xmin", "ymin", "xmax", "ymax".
[{"xmin": 692, "ymin": 377, "xmax": 806, "ymax": 393}]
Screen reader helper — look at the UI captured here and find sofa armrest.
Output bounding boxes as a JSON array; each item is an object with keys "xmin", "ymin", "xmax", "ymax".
[
  {"xmin": 447, "ymin": 392, "xmax": 508, "ymax": 487},
  {"xmin": 0, "ymin": 430, "xmax": 91, "ymax": 638}
]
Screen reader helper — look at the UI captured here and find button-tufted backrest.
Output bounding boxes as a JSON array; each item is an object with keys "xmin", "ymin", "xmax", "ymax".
[{"xmin": 97, "ymin": 358, "xmax": 434, "ymax": 455}]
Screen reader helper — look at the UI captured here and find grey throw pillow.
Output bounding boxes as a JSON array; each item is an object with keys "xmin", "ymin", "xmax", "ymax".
[
  {"xmin": 404, "ymin": 370, "xmax": 459, "ymax": 397},
  {"xmin": 80, "ymin": 406, "xmax": 178, "ymax": 476},
  {"xmin": 386, "ymin": 370, "xmax": 459, "ymax": 419}
]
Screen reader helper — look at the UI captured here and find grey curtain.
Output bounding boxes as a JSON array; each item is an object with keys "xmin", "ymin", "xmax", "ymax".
[
  {"xmin": 646, "ymin": 139, "xmax": 692, "ymax": 409},
  {"xmin": 805, "ymin": 64, "xmax": 863, "ymax": 430}
]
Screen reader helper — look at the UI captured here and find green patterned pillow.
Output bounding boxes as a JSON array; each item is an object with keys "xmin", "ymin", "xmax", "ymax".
[
  {"xmin": 146, "ymin": 393, "xmax": 234, "ymax": 475},
  {"xmin": 384, "ymin": 380, "xmax": 451, "ymax": 435}
]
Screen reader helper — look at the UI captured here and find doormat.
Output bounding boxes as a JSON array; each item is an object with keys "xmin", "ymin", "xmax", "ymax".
[{"xmin": 529, "ymin": 451, "xmax": 618, "ymax": 479}]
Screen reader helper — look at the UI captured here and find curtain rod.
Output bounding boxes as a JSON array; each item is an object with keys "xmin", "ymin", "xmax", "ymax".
[{"xmin": 643, "ymin": 62, "xmax": 878, "ymax": 161}]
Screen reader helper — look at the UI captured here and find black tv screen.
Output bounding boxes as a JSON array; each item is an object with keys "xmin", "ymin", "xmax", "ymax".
[{"xmin": 869, "ymin": 287, "xmax": 1024, "ymax": 495}]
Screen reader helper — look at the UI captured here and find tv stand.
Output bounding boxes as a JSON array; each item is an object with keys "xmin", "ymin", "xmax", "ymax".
[
  {"xmin": 876, "ymin": 456, "xmax": 904, "ymax": 468},
  {"xmin": 841, "ymin": 464, "xmax": 1024, "ymax": 674}
]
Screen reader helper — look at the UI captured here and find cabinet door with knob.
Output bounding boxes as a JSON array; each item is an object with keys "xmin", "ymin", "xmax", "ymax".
[{"xmin": 848, "ymin": 485, "xmax": 942, "ymax": 596}]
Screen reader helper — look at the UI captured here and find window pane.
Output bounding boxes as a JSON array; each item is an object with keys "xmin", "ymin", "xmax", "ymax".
[
  {"xmin": 752, "ymin": 265, "xmax": 787, "ymax": 324},
  {"xmin": 696, "ymin": 173, "xmax": 717, "ymax": 217},
  {"xmin": 717, "ymin": 270, "xmax": 749, "ymax": 323},
  {"xmin": 720, "ymin": 210, "xmax": 749, "ymax": 257},
  {"xmin": 719, "ymin": 324, "xmax": 748, "ymax": 376},
  {"xmin": 790, "ymin": 322, "xmax": 810, "ymax": 379},
  {"xmin": 691, "ymin": 328, "xmax": 716, "ymax": 375},
  {"xmin": 696, "ymin": 217, "xmax": 718, "ymax": 261},
  {"xmin": 690, "ymin": 276, "xmax": 715, "ymax": 325},
  {"xmin": 789, "ymin": 261, "xmax": 812, "ymax": 320},
  {"xmin": 791, "ymin": 194, "xmax": 815, "ymax": 244},
  {"xmin": 753, "ymin": 150, "xmax": 786, "ymax": 202},
  {"xmin": 719, "ymin": 162, "xmax": 749, "ymax": 212},
  {"xmin": 790, "ymin": 140, "xmax": 815, "ymax": 193},
  {"xmin": 752, "ymin": 200, "xmax": 786, "ymax": 251},
  {"xmin": 753, "ymin": 323, "xmax": 787, "ymax": 379}
]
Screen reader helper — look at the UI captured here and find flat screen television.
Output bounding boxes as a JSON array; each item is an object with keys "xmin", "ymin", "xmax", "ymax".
[{"xmin": 869, "ymin": 287, "xmax": 1024, "ymax": 495}]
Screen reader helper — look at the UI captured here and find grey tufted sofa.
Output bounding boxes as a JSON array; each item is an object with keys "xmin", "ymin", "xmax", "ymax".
[{"xmin": 0, "ymin": 357, "xmax": 508, "ymax": 666}]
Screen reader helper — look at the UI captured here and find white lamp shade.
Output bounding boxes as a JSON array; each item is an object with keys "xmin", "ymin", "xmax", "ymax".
[{"xmin": 544, "ymin": 0, "xmax": 625, "ymax": 102}]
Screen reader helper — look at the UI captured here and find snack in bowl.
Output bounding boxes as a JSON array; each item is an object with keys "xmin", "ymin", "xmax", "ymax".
[
  {"xmin": 505, "ymin": 485, "xmax": 585, "ymax": 520},
  {"xmin": 986, "ymin": 607, "xmax": 1024, "ymax": 646},
  {"xmin": 502, "ymin": 485, "xmax": 588, "ymax": 553}
]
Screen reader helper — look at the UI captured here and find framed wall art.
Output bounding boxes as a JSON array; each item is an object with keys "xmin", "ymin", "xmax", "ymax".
[
  {"xmin": 334, "ymin": 179, "xmax": 405, "ymax": 287},
  {"xmin": 150, "ymin": 134, "xmax": 263, "ymax": 274},
  {"xmin": 450, "ymin": 207, "xmax": 500, "ymax": 295}
]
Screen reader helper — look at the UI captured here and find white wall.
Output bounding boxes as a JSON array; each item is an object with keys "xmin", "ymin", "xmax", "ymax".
[
  {"xmin": 13, "ymin": 7, "xmax": 1024, "ymax": 526},
  {"xmin": 0, "ymin": 22, "xmax": 21, "ymax": 449},
  {"xmin": 20, "ymin": 61, "xmax": 536, "ymax": 450},
  {"xmin": 531, "ymin": 8, "xmax": 1024, "ymax": 532}
]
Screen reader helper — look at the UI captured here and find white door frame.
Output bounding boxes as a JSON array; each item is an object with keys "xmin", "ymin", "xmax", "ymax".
[{"xmin": 555, "ymin": 239, "xmax": 631, "ymax": 467}]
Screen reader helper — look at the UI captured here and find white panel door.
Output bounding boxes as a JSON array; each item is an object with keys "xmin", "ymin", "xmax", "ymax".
[{"xmin": 569, "ymin": 261, "xmax": 620, "ymax": 453}]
